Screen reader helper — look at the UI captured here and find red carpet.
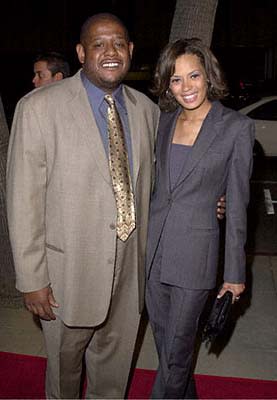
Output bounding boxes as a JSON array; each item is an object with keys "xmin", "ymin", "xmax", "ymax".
[{"xmin": 0, "ymin": 351, "xmax": 276, "ymax": 399}]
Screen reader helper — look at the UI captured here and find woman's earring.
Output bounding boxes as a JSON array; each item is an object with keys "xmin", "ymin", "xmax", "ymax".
[{"xmin": 207, "ymin": 80, "xmax": 213, "ymax": 91}]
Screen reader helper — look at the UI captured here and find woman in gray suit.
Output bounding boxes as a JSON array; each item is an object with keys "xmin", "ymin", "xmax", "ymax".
[{"xmin": 146, "ymin": 38, "xmax": 255, "ymax": 399}]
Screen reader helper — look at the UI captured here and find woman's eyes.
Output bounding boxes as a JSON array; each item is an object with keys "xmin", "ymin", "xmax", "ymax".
[
  {"xmin": 170, "ymin": 73, "xmax": 201, "ymax": 84},
  {"xmin": 170, "ymin": 77, "xmax": 182, "ymax": 84}
]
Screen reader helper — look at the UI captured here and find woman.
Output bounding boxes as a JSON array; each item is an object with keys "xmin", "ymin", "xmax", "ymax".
[{"xmin": 146, "ymin": 38, "xmax": 254, "ymax": 399}]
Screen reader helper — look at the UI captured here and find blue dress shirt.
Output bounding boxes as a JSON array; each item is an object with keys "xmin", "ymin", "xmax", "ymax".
[{"xmin": 81, "ymin": 71, "xmax": 134, "ymax": 178}]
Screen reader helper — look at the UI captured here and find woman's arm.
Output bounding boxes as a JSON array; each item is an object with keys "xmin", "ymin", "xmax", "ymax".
[{"xmin": 221, "ymin": 117, "xmax": 255, "ymax": 301}]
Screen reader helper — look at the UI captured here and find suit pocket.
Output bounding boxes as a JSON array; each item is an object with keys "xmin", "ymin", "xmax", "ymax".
[
  {"xmin": 199, "ymin": 151, "xmax": 228, "ymax": 185},
  {"xmin": 161, "ymin": 228, "xmax": 220, "ymax": 289},
  {"xmin": 45, "ymin": 243, "xmax": 64, "ymax": 254},
  {"xmin": 199, "ymin": 150, "xmax": 225, "ymax": 166},
  {"xmin": 184, "ymin": 230, "xmax": 219, "ymax": 288}
]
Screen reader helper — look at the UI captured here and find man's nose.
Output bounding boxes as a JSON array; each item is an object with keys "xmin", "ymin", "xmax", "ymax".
[{"xmin": 104, "ymin": 42, "xmax": 117, "ymax": 55}]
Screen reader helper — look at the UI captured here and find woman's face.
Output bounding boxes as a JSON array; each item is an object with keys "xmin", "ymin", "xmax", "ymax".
[{"xmin": 169, "ymin": 53, "xmax": 210, "ymax": 112}]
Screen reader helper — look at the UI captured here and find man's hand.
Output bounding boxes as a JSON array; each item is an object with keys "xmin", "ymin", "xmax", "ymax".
[
  {"xmin": 217, "ymin": 195, "xmax": 226, "ymax": 220},
  {"xmin": 24, "ymin": 286, "xmax": 59, "ymax": 321},
  {"xmin": 217, "ymin": 282, "xmax": 245, "ymax": 304}
]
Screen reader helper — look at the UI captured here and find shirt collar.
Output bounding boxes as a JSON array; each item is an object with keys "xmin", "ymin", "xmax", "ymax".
[{"xmin": 81, "ymin": 70, "xmax": 125, "ymax": 111}]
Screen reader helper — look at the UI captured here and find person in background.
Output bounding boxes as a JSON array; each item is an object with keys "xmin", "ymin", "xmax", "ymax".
[
  {"xmin": 146, "ymin": 38, "xmax": 254, "ymax": 399},
  {"xmin": 32, "ymin": 51, "xmax": 70, "ymax": 88}
]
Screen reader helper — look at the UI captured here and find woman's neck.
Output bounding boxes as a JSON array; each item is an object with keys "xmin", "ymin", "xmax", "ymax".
[{"xmin": 180, "ymin": 100, "xmax": 212, "ymax": 122}]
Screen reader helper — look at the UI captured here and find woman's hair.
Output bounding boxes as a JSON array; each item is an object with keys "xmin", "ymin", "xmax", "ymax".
[{"xmin": 152, "ymin": 38, "xmax": 228, "ymax": 112}]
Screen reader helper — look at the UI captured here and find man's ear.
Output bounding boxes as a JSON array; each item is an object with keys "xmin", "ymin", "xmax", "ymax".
[
  {"xmin": 76, "ymin": 43, "xmax": 85, "ymax": 64},
  {"xmin": 53, "ymin": 72, "xmax": 64, "ymax": 82},
  {"xmin": 129, "ymin": 42, "xmax": 134, "ymax": 59}
]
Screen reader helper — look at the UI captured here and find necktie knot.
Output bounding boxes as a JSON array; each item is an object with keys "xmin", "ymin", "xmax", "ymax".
[{"xmin": 104, "ymin": 94, "xmax": 115, "ymax": 107}]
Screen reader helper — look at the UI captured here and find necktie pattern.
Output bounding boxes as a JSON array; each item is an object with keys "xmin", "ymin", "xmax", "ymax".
[{"xmin": 105, "ymin": 94, "xmax": 136, "ymax": 241}]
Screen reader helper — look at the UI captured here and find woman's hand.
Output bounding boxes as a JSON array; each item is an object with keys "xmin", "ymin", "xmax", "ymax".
[
  {"xmin": 217, "ymin": 282, "xmax": 245, "ymax": 303},
  {"xmin": 217, "ymin": 195, "xmax": 226, "ymax": 219}
]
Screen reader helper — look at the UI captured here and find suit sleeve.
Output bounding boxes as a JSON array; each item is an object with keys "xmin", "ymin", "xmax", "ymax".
[
  {"xmin": 6, "ymin": 97, "xmax": 49, "ymax": 292},
  {"xmin": 224, "ymin": 117, "xmax": 255, "ymax": 283},
  {"xmin": 150, "ymin": 104, "xmax": 160, "ymax": 194}
]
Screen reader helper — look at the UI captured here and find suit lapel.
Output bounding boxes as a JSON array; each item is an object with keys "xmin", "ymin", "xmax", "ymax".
[
  {"xmin": 174, "ymin": 101, "xmax": 224, "ymax": 188},
  {"xmin": 160, "ymin": 109, "xmax": 182, "ymax": 194},
  {"xmin": 67, "ymin": 73, "xmax": 111, "ymax": 183},
  {"xmin": 123, "ymin": 86, "xmax": 140, "ymax": 190}
]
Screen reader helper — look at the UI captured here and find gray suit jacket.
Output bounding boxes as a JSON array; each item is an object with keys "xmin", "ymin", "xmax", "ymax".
[
  {"xmin": 7, "ymin": 71, "xmax": 160, "ymax": 326},
  {"xmin": 146, "ymin": 101, "xmax": 255, "ymax": 289}
]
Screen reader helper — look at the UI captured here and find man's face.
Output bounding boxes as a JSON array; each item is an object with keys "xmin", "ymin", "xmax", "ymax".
[
  {"xmin": 76, "ymin": 18, "xmax": 133, "ymax": 93},
  {"xmin": 32, "ymin": 61, "xmax": 55, "ymax": 88}
]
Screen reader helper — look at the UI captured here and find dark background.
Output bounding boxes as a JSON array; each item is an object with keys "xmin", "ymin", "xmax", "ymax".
[{"xmin": 1, "ymin": 0, "xmax": 277, "ymax": 124}]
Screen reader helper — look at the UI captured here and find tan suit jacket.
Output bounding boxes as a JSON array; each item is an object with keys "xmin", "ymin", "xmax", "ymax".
[{"xmin": 7, "ymin": 71, "xmax": 160, "ymax": 326}]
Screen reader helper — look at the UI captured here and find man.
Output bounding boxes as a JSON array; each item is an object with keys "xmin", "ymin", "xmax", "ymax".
[
  {"xmin": 32, "ymin": 51, "xmax": 70, "ymax": 88},
  {"xmin": 7, "ymin": 13, "xmax": 159, "ymax": 399},
  {"xmin": 7, "ymin": 13, "xmax": 226, "ymax": 399}
]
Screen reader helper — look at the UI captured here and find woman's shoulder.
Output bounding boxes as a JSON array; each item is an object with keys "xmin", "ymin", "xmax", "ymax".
[
  {"xmin": 219, "ymin": 101, "xmax": 252, "ymax": 125},
  {"xmin": 159, "ymin": 108, "xmax": 180, "ymax": 123},
  {"xmin": 218, "ymin": 101, "xmax": 255, "ymax": 143}
]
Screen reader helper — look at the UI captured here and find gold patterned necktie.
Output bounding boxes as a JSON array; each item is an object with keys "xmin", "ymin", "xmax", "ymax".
[{"xmin": 105, "ymin": 94, "xmax": 136, "ymax": 241}]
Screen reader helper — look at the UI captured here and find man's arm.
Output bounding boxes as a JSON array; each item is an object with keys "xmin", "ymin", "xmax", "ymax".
[
  {"xmin": 24, "ymin": 286, "xmax": 58, "ymax": 320},
  {"xmin": 6, "ymin": 96, "xmax": 57, "ymax": 319}
]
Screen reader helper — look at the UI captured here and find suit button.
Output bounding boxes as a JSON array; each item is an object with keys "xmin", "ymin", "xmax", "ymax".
[{"xmin": 110, "ymin": 223, "xmax": 116, "ymax": 230}]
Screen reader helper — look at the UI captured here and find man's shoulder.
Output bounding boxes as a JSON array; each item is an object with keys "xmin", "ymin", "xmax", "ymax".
[
  {"xmin": 19, "ymin": 71, "xmax": 82, "ymax": 108},
  {"xmin": 122, "ymin": 84, "xmax": 158, "ymax": 110}
]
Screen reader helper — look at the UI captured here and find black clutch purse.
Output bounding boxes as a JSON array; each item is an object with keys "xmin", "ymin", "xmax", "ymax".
[{"xmin": 201, "ymin": 290, "xmax": 233, "ymax": 344}]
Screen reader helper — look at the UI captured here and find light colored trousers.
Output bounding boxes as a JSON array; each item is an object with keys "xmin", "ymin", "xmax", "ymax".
[{"xmin": 41, "ymin": 236, "xmax": 141, "ymax": 399}]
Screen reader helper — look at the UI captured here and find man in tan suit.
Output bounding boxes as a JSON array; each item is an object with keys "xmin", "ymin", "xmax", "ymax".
[{"xmin": 7, "ymin": 13, "xmax": 159, "ymax": 399}]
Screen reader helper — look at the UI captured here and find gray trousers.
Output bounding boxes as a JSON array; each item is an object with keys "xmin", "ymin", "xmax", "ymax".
[
  {"xmin": 146, "ymin": 252, "xmax": 209, "ymax": 399},
  {"xmin": 41, "ymin": 236, "xmax": 141, "ymax": 399}
]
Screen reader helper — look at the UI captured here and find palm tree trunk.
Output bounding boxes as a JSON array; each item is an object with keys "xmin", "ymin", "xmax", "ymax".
[{"xmin": 170, "ymin": 0, "xmax": 218, "ymax": 47}]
